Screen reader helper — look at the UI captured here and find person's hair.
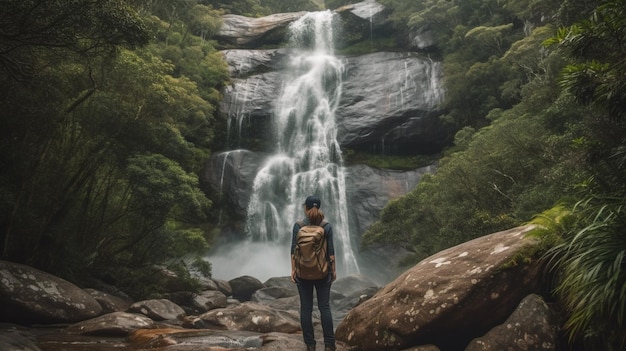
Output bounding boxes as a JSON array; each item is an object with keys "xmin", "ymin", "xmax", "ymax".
[{"xmin": 305, "ymin": 206, "xmax": 325, "ymax": 226}]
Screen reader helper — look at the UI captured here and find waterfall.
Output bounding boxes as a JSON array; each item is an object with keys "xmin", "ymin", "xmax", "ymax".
[{"xmin": 237, "ymin": 11, "xmax": 359, "ymax": 279}]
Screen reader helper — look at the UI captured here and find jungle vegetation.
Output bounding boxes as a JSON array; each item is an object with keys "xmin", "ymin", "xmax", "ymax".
[{"xmin": 0, "ymin": 0, "xmax": 624, "ymax": 349}]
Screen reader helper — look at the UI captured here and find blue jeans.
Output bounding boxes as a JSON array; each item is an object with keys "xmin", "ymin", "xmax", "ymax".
[{"xmin": 296, "ymin": 274, "xmax": 335, "ymax": 347}]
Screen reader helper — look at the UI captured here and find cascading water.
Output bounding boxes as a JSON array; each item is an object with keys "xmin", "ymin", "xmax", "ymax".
[
  {"xmin": 245, "ymin": 11, "xmax": 359, "ymax": 278},
  {"xmin": 209, "ymin": 11, "xmax": 360, "ymax": 281}
]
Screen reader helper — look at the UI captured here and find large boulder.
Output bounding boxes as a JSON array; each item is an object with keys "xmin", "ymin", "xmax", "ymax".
[
  {"xmin": 465, "ymin": 294, "xmax": 561, "ymax": 351},
  {"xmin": 229, "ymin": 275, "xmax": 266, "ymax": 302},
  {"xmin": 64, "ymin": 312, "xmax": 155, "ymax": 336},
  {"xmin": 199, "ymin": 302, "xmax": 301, "ymax": 333},
  {"xmin": 128, "ymin": 299, "xmax": 185, "ymax": 321},
  {"xmin": 0, "ymin": 260, "xmax": 103, "ymax": 324},
  {"xmin": 335, "ymin": 225, "xmax": 544, "ymax": 350},
  {"xmin": 84, "ymin": 288, "xmax": 133, "ymax": 314}
]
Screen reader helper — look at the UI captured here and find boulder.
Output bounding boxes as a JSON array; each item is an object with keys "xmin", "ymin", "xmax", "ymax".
[
  {"xmin": 199, "ymin": 302, "xmax": 301, "ymax": 333},
  {"xmin": 64, "ymin": 312, "xmax": 155, "ymax": 336},
  {"xmin": 213, "ymin": 278, "xmax": 233, "ymax": 297},
  {"xmin": 84, "ymin": 288, "xmax": 133, "ymax": 313},
  {"xmin": 465, "ymin": 294, "xmax": 560, "ymax": 351},
  {"xmin": 263, "ymin": 276, "xmax": 298, "ymax": 293},
  {"xmin": 128, "ymin": 299, "xmax": 185, "ymax": 321},
  {"xmin": 251, "ymin": 286, "xmax": 298, "ymax": 303},
  {"xmin": 229, "ymin": 275, "xmax": 266, "ymax": 302},
  {"xmin": 409, "ymin": 26, "xmax": 438, "ymax": 51},
  {"xmin": 331, "ymin": 274, "xmax": 379, "ymax": 299},
  {"xmin": 262, "ymin": 295, "xmax": 300, "ymax": 312},
  {"xmin": 216, "ymin": 12, "xmax": 307, "ymax": 48},
  {"xmin": 0, "ymin": 260, "xmax": 103, "ymax": 324},
  {"xmin": 335, "ymin": 0, "xmax": 390, "ymax": 29},
  {"xmin": 335, "ymin": 225, "xmax": 544, "ymax": 351},
  {"xmin": 199, "ymin": 290, "xmax": 230, "ymax": 311},
  {"xmin": 333, "ymin": 286, "xmax": 380, "ymax": 327},
  {"xmin": 166, "ymin": 291, "xmax": 226, "ymax": 314}
]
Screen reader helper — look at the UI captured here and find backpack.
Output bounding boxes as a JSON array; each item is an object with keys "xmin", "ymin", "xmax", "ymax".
[{"xmin": 294, "ymin": 220, "xmax": 329, "ymax": 280}]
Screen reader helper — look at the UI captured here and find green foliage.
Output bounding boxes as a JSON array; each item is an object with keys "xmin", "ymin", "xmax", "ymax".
[
  {"xmin": 0, "ymin": 0, "xmax": 229, "ymax": 298},
  {"xmin": 545, "ymin": 198, "xmax": 626, "ymax": 349},
  {"xmin": 366, "ymin": 0, "xmax": 626, "ymax": 349}
]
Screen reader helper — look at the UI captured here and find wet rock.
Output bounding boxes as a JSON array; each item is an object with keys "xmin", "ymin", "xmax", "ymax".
[
  {"xmin": 331, "ymin": 274, "xmax": 379, "ymax": 297},
  {"xmin": 335, "ymin": 225, "xmax": 544, "ymax": 350},
  {"xmin": 251, "ymin": 286, "xmax": 298, "ymax": 304},
  {"xmin": 465, "ymin": 294, "xmax": 560, "ymax": 351},
  {"xmin": 229, "ymin": 275, "xmax": 265, "ymax": 302},
  {"xmin": 199, "ymin": 302, "xmax": 301, "ymax": 333},
  {"xmin": 213, "ymin": 278, "xmax": 233, "ymax": 297},
  {"xmin": 0, "ymin": 325, "xmax": 41, "ymax": 351},
  {"xmin": 84, "ymin": 288, "xmax": 133, "ymax": 313},
  {"xmin": 129, "ymin": 328, "xmax": 265, "ymax": 349},
  {"xmin": 333, "ymin": 286, "xmax": 380, "ymax": 326},
  {"xmin": 199, "ymin": 290, "xmax": 230, "ymax": 311},
  {"xmin": 0, "ymin": 260, "xmax": 102, "ymax": 324},
  {"xmin": 129, "ymin": 299, "xmax": 185, "ymax": 321},
  {"xmin": 262, "ymin": 295, "xmax": 300, "ymax": 312},
  {"xmin": 221, "ymin": 49, "xmax": 290, "ymax": 78},
  {"xmin": 337, "ymin": 52, "xmax": 447, "ymax": 154},
  {"xmin": 263, "ymin": 276, "xmax": 297, "ymax": 292},
  {"xmin": 64, "ymin": 312, "xmax": 155, "ymax": 336},
  {"xmin": 216, "ymin": 12, "xmax": 307, "ymax": 48}
]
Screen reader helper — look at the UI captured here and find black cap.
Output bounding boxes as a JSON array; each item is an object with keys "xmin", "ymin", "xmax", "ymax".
[{"xmin": 304, "ymin": 195, "xmax": 321, "ymax": 209}]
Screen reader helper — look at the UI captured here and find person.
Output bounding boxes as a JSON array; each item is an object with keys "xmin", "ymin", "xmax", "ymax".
[{"xmin": 291, "ymin": 195, "xmax": 337, "ymax": 351}]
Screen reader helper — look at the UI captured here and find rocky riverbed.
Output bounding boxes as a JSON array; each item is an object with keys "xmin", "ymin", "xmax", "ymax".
[{"xmin": 1, "ymin": 225, "xmax": 564, "ymax": 351}]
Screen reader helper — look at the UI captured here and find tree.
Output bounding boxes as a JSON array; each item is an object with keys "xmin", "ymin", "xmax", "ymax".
[
  {"xmin": 0, "ymin": 0, "xmax": 150, "ymax": 79},
  {"xmin": 540, "ymin": 1, "xmax": 626, "ymax": 348}
]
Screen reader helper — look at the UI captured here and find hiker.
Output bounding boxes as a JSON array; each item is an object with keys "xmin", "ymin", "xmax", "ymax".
[{"xmin": 291, "ymin": 195, "xmax": 337, "ymax": 351}]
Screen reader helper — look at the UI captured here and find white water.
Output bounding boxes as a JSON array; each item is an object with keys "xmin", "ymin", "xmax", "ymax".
[{"xmin": 210, "ymin": 11, "xmax": 360, "ymax": 281}]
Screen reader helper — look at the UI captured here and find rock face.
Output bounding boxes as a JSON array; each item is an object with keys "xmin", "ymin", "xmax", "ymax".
[
  {"xmin": 345, "ymin": 164, "xmax": 437, "ymax": 236},
  {"xmin": 202, "ymin": 149, "xmax": 436, "ymax": 228},
  {"xmin": 218, "ymin": 51, "xmax": 447, "ymax": 154},
  {"xmin": 216, "ymin": 12, "xmax": 307, "ymax": 47},
  {"xmin": 0, "ymin": 260, "xmax": 103, "ymax": 324},
  {"xmin": 202, "ymin": 149, "xmax": 263, "ymax": 217},
  {"xmin": 335, "ymin": 225, "xmax": 544, "ymax": 351},
  {"xmin": 337, "ymin": 52, "xmax": 446, "ymax": 153}
]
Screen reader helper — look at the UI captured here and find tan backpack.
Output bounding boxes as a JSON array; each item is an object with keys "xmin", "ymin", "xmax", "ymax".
[{"xmin": 294, "ymin": 220, "xmax": 329, "ymax": 280}]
